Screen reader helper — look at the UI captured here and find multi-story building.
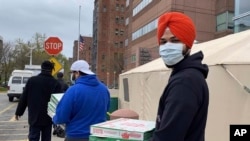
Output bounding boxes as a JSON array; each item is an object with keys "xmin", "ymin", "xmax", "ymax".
[
  {"xmin": 83, "ymin": 0, "xmax": 250, "ymax": 88},
  {"xmin": 90, "ymin": 0, "xmax": 235, "ymax": 88},
  {"xmin": 124, "ymin": 0, "xmax": 235, "ymax": 71},
  {"xmin": 72, "ymin": 36, "xmax": 92, "ymax": 64},
  {"xmin": 92, "ymin": 0, "xmax": 126, "ymax": 87}
]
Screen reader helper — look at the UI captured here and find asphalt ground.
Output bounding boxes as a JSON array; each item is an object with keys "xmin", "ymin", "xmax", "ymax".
[{"xmin": 0, "ymin": 91, "xmax": 65, "ymax": 141}]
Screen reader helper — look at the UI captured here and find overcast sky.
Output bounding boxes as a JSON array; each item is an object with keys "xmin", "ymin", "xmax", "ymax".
[{"xmin": 0, "ymin": 0, "xmax": 94, "ymax": 58}]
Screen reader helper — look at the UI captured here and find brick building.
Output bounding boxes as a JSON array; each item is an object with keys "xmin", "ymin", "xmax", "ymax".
[
  {"xmin": 89, "ymin": 0, "xmax": 235, "ymax": 88},
  {"xmin": 73, "ymin": 36, "xmax": 92, "ymax": 65},
  {"xmin": 124, "ymin": 0, "xmax": 234, "ymax": 71},
  {"xmin": 92, "ymin": 0, "xmax": 126, "ymax": 87}
]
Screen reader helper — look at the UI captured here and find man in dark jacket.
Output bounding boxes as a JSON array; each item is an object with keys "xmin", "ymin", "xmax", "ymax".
[
  {"xmin": 152, "ymin": 12, "xmax": 209, "ymax": 141},
  {"xmin": 56, "ymin": 72, "xmax": 69, "ymax": 92},
  {"xmin": 15, "ymin": 60, "xmax": 62, "ymax": 141}
]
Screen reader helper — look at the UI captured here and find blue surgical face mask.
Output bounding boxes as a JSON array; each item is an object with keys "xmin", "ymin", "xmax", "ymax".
[{"xmin": 159, "ymin": 42, "xmax": 184, "ymax": 66}]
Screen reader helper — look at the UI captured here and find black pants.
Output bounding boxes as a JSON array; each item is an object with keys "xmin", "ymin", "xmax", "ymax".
[{"xmin": 29, "ymin": 125, "xmax": 52, "ymax": 141}]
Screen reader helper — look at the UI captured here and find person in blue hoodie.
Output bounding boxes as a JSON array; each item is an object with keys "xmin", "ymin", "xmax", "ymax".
[
  {"xmin": 152, "ymin": 12, "xmax": 209, "ymax": 141},
  {"xmin": 53, "ymin": 60, "xmax": 110, "ymax": 141}
]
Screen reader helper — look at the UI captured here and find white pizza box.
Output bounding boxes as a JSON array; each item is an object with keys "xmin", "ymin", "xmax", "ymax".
[
  {"xmin": 47, "ymin": 93, "xmax": 64, "ymax": 118},
  {"xmin": 50, "ymin": 93, "xmax": 64, "ymax": 104},
  {"xmin": 90, "ymin": 118, "xmax": 155, "ymax": 140}
]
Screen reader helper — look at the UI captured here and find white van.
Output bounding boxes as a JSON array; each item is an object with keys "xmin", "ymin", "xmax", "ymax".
[{"xmin": 7, "ymin": 70, "xmax": 34, "ymax": 102}]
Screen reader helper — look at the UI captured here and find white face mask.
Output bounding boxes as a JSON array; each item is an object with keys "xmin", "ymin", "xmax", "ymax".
[{"xmin": 159, "ymin": 42, "xmax": 184, "ymax": 66}]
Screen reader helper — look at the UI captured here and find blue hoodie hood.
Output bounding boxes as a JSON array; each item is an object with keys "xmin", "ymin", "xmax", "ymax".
[{"xmin": 75, "ymin": 75, "xmax": 100, "ymax": 86}]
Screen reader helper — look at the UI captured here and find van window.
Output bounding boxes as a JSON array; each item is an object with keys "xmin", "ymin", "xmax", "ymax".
[
  {"xmin": 23, "ymin": 77, "xmax": 30, "ymax": 84},
  {"xmin": 12, "ymin": 77, "xmax": 22, "ymax": 84}
]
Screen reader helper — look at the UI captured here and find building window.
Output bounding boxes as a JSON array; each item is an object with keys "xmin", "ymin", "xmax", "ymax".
[
  {"xmin": 133, "ymin": 0, "xmax": 152, "ymax": 16},
  {"xmin": 115, "ymin": 16, "xmax": 119, "ymax": 23},
  {"xmin": 102, "ymin": 54, "xmax": 105, "ymax": 60},
  {"xmin": 120, "ymin": 29, "xmax": 124, "ymax": 36},
  {"xmin": 132, "ymin": 18, "xmax": 157, "ymax": 41},
  {"xmin": 120, "ymin": 41, "xmax": 123, "ymax": 47},
  {"xmin": 131, "ymin": 54, "xmax": 136, "ymax": 62},
  {"xmin": 103, "ymin": 5, "xmax": 107, "ymax": 12},
  {"xmin": 115, "ymin": 29, "xmax": 119, "ymax": 35},
  {"xmin": 234, "ymin": 0, "xmax": 250, "ymax": 32},
  {"xmin": 216, "ymin": 11, "xmax": 234, "ymax": 32},
  {"xmin": 116, "ymin": 4, "xmax": 119, "ymax": 11},
  {"xmin": 120, "ymin": 5, "xmax": 124, "ymax": 12},
  {"xmin": 114, "ymin": 42, "xmax": 119, "ymax": 48},
  {"xmin": 120, "ymin": 17, "xmax": 124, "ymax": 24}
]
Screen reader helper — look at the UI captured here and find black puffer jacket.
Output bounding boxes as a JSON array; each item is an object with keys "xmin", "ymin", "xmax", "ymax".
[
  {"xmin": 153, "ymin": 51, "xmax": 209, "ymax": 141},
  {"xmin": 15, "ymin": 72, "xmax": 62, "ymax": 126}
]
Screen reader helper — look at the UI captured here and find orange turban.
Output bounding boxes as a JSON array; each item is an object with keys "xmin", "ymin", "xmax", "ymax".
[{"xmin": 157, "ymin": 12, "xmax": 196, "ymax": 48}]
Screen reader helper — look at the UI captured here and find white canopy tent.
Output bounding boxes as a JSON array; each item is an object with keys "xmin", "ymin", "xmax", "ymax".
[{"xmin": 118, "ymin": 29, "xmax": 250, "ymax": 141}]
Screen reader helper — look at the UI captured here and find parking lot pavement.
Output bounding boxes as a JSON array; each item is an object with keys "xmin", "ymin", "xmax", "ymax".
[{"xmin": 52, "ymin": 135, "xmax": 65, "ymax": 141}]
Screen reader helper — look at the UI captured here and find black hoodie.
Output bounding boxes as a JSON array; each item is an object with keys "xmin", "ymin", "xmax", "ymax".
[{"xmin": 152, "ymin": 51, "xmax": 209, "ymax": 141}]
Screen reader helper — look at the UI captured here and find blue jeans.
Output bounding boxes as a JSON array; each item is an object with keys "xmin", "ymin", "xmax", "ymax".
[{"xmin": 29, "ymin": 125, "xmax": 52, "ymax": 141}]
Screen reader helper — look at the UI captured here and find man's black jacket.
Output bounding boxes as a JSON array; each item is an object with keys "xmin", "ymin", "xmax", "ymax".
[{"xmin": 15, "ymin": 72, "xmax": 62, "ymax": 126}]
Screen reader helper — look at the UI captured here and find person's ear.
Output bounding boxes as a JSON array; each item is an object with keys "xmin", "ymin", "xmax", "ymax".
[{"xmin": 183, "ymin": 45, "xmax": 191, "ymax": 55}]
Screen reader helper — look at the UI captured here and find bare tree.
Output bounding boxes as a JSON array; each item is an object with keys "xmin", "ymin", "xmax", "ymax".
[
  {"xmin": 0, "ymin": 42, "xmax": 15, "ymax": 86},
  {"xmin": 0, "ymin": 32, "xmax": 70, "ymax": 84}
]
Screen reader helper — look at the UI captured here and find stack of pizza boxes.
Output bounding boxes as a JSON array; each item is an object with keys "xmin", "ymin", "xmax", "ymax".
[
  {"xmin": 90, "ymin": 118, "xmax": 155, "ymax": 141},
  {"xmin": 47, "ymin": 93, "xmax": 64, "ymax": 118}
]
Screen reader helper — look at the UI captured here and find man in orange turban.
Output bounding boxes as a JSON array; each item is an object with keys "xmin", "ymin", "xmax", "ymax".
[{"xmin": 152, "ymin": 12, "xmax": 209, "ymax": 141}]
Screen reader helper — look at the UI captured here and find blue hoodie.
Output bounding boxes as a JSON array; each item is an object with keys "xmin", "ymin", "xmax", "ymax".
[{"xmin": 53, "ymin": 75, "xmax": 110, "ymax": 138}]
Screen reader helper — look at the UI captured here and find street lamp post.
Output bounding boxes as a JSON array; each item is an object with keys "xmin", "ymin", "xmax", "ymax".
[{"xmin": 28, "ymin": 41, "xmax": 35, "ymax": 65}]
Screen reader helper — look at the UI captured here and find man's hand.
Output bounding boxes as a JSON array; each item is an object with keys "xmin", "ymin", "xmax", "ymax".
[{"xmin": 15, "ymin": 115, "xmax": 20, "ymax": 120}]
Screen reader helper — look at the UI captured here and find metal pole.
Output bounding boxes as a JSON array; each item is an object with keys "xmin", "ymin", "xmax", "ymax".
[
  {"xmin": 30, "ymin": 48, "xmax": 32, "ymax": 65},
  {"xmin": 77, "ymin": 5, "xmax": 81, "ymax": 60},
  {"xmin": 28, "ymin": 41, "xmax": 32, "ymax": 65}
]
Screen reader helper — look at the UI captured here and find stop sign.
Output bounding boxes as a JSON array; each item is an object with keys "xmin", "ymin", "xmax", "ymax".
[{"xmin": 44, "ymin": 37, "xmax": 63, "ymax": 55}]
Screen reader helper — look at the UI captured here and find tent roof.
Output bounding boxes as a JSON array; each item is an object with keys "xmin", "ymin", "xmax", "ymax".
[
  {"xmin": 192, "ymin": 29, "xmax": 250, "ymax": 65},
  {"xmin": 122, "ymin": 29, "xmax": 250, "ymax": 75},
  {"xmin": 122, "ymin": 57, "xmax": 168, "ymax": 75}
]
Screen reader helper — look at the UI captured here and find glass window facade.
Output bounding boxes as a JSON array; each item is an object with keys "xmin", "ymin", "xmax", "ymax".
[
  {"xmin": 132, "ymin": 0, "xmax": 152, "ymax": 16},
  {"xmin": 216, "ymin": 11, "xmax": 234, "ymax": 32},
  {"xmin": 132, "ymin": 19, "xmax": 157, "ymax": 41},
  {"xmin": 234, "ymin": 0, "xmax": 250, "ymax": 32}
]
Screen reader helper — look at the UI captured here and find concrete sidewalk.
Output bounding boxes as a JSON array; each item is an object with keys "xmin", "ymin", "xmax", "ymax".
[{"xmin": 52, "ymin": 135, "xmax": 65, "ymax": 141}]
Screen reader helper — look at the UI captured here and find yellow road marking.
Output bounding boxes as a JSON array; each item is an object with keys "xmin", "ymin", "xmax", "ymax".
[{"xmin": 0, "ymin": 103, "xmax": 16, "ymax": 115}]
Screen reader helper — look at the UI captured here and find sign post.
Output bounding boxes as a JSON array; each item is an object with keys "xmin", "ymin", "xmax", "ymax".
[{"xmin": 44, "ymin": 37, "xmax": 63, "ymax": 55}]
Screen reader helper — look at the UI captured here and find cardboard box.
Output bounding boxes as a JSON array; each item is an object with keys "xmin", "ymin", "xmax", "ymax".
[
  {"xmin": 50, "ymin": 93, "xmax": 64, "ymax": 104},
  {"xmin": 47, "ymin": 93, "xmax": 64, "ymax": 118},
  {"xmin": 89, "ymin": 135, "xmax": 151, "ymax": 141},
  {"xmin": 90, "ymin": 118, "xmax": 155, "ymax": 140}
]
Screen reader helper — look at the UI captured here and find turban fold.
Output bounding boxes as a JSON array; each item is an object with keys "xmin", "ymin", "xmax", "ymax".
[{"xmin": 157, "ymin": 12, "xmax": 196, "ymax": 48}]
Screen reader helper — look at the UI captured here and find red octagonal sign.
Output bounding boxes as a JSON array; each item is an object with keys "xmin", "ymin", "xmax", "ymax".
[{"xmin": 44, "ymin": 37, "xmax": 63, "ymax": 55}]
